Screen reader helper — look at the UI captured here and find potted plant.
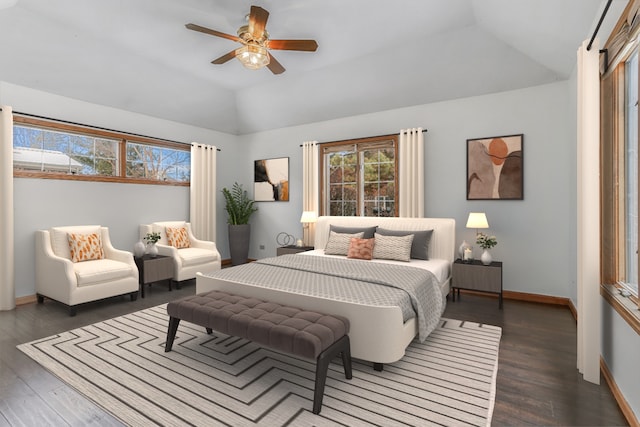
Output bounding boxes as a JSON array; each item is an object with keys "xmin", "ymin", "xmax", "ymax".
[
  {"xmin": 143, "ymin": 231, "xmax": 161, "ymax": 257},
  {"xmin": 476, "ymin": 232, "xmax": 497, "ymax": 265},
  {"xmin": 222, "ymin": 182, "xmax": 258, "ymax": 265}
]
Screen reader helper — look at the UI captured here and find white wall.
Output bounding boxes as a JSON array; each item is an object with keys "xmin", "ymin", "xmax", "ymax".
[
  {"xmin": 1, "ymin": 79, "xmax": 576, "ymax": 299},
  {"xmin": 242, "ymin": 80, "xmax": 575, "ymax": 298},
  {"xmin": 1, "ymin": 82, "xmax": 239, "ymax": 298}
]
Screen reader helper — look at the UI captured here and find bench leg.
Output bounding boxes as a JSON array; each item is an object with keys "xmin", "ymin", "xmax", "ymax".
[
  {"xmin": 313, "ymin": 335, "xmax": 352, "ymax": 415},
  {"xmin": 341, "ymin": 336, "xmax": 352, "ymax": 380},
  {"xmin": 165, "ymin": 317, "xmax": 181, "ymax": 352}
]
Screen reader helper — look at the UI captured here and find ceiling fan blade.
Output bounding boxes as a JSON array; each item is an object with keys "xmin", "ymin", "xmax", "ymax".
[
  {"xmin": 248, "ymin": 5, "xmax": 269, "ymax": 40},
  {"xmin": 267, "ymin": 39, "xmax": 318, "ymax": 52},
  {"xmin": 267, "ymin": 53, "xmax": 285, "ymax": 75},
  {"xmin": 185, "ymin": 23, "xmax": 242, "ymax": 43},
  {"xmin": 211, "ymin": 49, "xmax": 239, "ymax": 65}
]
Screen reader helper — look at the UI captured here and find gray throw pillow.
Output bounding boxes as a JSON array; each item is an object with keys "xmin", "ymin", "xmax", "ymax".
[
  {"xmin": 375, "ymin": 228, "xmax": 433, "ymax": 260},
  {"xmin": 329, "ymin": 224, "xmax": 377, "ymax": 239}
]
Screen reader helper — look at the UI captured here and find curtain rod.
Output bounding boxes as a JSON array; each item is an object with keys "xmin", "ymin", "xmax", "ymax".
[
  {"xmin": 587, "ymin": 0, "xmax": 612, "ymax": 51},
  {"xmin": 9, "ymin": 110, "xmax": 222, "ymax": 151},
  {"xmin": 299, "ymin": 128, "xmax": 428, "ymax": 147}
]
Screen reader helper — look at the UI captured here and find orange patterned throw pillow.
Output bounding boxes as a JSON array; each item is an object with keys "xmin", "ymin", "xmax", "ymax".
[
  {"xmin": 347, "ymin": 237, "xmax": 374, "ymax": 260},
  {"xmin": 68, "ymin": 232, "xmax": 104, "ymax": 262},
  {"xmin": 166, "ymin": 227, "xmax": 190, "ymax": 249}
]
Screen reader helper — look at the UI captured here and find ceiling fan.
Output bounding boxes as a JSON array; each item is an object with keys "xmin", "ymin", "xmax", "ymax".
[{"xmin": 186, "ymin": 5, "xmax": 318, "ymax": 75}]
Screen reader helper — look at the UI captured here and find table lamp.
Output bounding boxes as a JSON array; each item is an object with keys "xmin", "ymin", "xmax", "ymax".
[
  {"xmin": 466, "ymin": 212, "xmax": 489, "ymax": 235},
  {"xmin": 300, "ymin": 211, "xmax": 317, "ymax": 246}
]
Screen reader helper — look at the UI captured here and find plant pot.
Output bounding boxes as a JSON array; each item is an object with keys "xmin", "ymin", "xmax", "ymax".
[
  {"xmin": 481, "ymin": 248, "xmax": 492, "ymax": 265},
  {"xmin": 147, "ymin": 243, "xmax": 158, "ymax": 258},
  {"xmin": 229, "ymin": 224, "xmax": 251, "ymax": 266}
]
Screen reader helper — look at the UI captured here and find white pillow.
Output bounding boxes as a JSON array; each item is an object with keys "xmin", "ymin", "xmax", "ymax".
[
  {"xmin": 372, "ymin": 233, "xmax": 414, "ymax": 262},
  {"xmin": 324, "ymin": 231, "xmax": 364, "ymax": 255}
]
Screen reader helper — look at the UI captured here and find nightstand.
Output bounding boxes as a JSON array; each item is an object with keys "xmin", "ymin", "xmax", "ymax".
[
  {"xmin": 451, "ymin": 259, "xmax": 503, "ymax": 309},
  {"xmin": 134, "ymin": 254, "xmax": 174, "ymax": 298},
  {"xmin": 276, "ymin": 245, "xmax": 314, "ymax": 256}
]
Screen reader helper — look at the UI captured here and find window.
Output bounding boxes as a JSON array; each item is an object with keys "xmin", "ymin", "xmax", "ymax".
[
  {"xmin": 126, "ymin": 142, "xmax": 190, "ymax": 181},
  {"xmin": 13, "ymin": 125, "xmax": 119, "ymax": 176},
  {"xmin": 12, "ymin": 116, "xmax": 190, "ymax": 185},
  {"xmin": 601, "ymin": 44, "xmax": 640, "ymax": 320},
  {"xmin": 320, "ymin": 135, "xmax": 398, "ymax": 217},
  {"xmin": 624, "ymin": 50, "xmax": 638, "ymax": 296}
]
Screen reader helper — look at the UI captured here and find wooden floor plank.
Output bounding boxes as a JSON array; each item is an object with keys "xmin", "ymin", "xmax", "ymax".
[{"xmin": 0, "ymin": 282, "xmax": 628, "ymax": 426}]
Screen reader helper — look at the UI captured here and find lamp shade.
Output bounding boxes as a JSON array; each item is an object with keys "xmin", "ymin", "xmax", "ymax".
[
  {"xmin": 300, "ymin": 211, "xmax": 318, "ymax": 224},
  {"xmin": 466, "ymin": 212, "xmax": 489, "ymax": 229}
]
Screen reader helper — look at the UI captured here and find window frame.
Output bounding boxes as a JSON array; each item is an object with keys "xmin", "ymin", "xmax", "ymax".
[
  {"xmin": 12, "ymin": 115, "xmax": 190, "ymax": 186},
  {"xmin": 600, "ymin": 26, "xmax": 640, "ymax": 328},
  {"xmin": 319, "ymin": 134, "xmax": 399, "ymax": 217}
]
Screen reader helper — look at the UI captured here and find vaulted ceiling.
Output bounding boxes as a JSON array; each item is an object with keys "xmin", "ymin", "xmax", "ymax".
[{"xmin": 0, "ymin": 0, "xmax": 627, "ymax": 135}]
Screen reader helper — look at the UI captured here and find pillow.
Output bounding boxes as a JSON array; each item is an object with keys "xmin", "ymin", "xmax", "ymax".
[
  {"xmin": 325, "ymin": 231, "xmax": 364, "ymax": 255},
  {"xmin": 67, "ymin": 232, "xmax": 104, "ymax": 263},
  {"xmin": 376, "ymin": 228, "xmax": 433, "ymax": 260},
  {"xmin": 347, "ymin": 237, "xmax": 375, "ymax": 260},
  {"xmin": 372, "ymin": 233, "xmax": 414, "ymax": 262},
  {"xmin": 166, "ymin": 226, "xmax": 190, "ymax": 249},
  {"xmin": 329, "ymin": 224, "xmax": 377, "ymax": 239},
  {"xmin": 50, "ymin": 225, "xmax": 101, "ymax": 259}
]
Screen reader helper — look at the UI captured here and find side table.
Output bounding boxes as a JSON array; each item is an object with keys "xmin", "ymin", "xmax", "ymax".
[
  {"xmin": 277, "ymin": 245, "xmax": 314, "ymax": 256},
  {"xmin": 451, "ymin": 258, "xmax": 503, "ymax": 309},
  {"xmin": 134, "ymin": 254, "xmax": 174, "ymax": 298}
]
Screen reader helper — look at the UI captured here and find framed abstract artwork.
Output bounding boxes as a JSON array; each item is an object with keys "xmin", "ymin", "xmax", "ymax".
[
  {"xmin": 254, "ymin": 157, "xmax": 289, "ymax": 201},
  {"xmin": 467, "ymin": 134, "xmax": 523, "ymax": 200}
]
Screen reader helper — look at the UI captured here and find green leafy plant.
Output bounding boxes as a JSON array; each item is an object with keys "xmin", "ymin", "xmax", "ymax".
[
  {"xmin": 476, "ymin": 232, "xmax": 497, "ymax": 249},
  {"xmin": 222, "ymin": 182, "xmax": 258, "ymax": 225},
  {"xmin": 144, "ymin": 231, "xmax": 161, "ymax": 245}
]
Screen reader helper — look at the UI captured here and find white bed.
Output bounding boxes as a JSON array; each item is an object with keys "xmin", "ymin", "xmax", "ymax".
[{"xmin": 196, "ymin": 216, "xmax": 455, "ymax": 367}]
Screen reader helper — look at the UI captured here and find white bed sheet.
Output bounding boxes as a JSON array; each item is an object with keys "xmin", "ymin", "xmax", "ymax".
[{"xmin": 299, "ymin": 249, "xmax": 451, "ymax": 295}]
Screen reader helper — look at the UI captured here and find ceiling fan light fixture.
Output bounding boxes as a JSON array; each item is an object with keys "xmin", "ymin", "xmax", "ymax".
[{"xmin": 237, "ymin": 44, "xmax": 270, "ymax": 70}]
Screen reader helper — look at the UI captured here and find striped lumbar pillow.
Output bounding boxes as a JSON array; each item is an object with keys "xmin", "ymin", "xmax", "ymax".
[
  {"xmin": 325, "ymin": 231, "xmax": 364, "ymax": 255},
  {"xmin": 372, "ymin": 233, "xmax": 414, "ymax": 262}
]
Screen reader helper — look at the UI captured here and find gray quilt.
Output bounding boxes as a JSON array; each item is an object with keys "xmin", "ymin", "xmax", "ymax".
[{"xmin": 203, "ymin": 255, "xmax": 443, "ymax": 341}]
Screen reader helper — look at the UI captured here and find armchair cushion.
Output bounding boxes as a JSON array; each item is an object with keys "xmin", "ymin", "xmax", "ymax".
[
  {"xmin": 178, "ymin": 247, "xmax": 219, "ymax": 267},
  {"xmin": 68, "ymin": 232, "xmax": 104, "ymax": 262},
  {"xmin": 166, "ymin": 226, "xmax": 190, "ymax": 249},
  {"xmin": 74, "ymin": 259, "xmax": 136, "ymax": 287}
]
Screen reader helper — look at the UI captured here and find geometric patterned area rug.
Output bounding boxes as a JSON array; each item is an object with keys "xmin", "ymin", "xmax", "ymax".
[{"xmin": 18, "ymin": 304, "xmax": 502, "ymax": 427}]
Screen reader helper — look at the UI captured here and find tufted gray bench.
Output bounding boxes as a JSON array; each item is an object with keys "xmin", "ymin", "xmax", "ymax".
[{"xmin": 165, "ymin": 290, "xmax": 352, "ymax": 414}]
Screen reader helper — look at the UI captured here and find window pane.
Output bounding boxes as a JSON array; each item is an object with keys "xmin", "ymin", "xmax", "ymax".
[
  {"xmin": 126, "ymin": 142, "xmax": 190, "ymax": 182},
  {"xmin": 13, "ymin": 125, "xmax": 118, "ymax": 175},
  {"xmin": 625, "ymin": 51, "xmax": 639, "ymax": 294}
]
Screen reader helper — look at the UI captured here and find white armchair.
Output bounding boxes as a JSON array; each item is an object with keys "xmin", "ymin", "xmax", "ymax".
[
  {"xmin": 35, "ymin": 225, "xmax": 139, "ymax": 316},
  {"xmin": 140, "ymin": 221, "xmax": 221, "ymax": 283}
]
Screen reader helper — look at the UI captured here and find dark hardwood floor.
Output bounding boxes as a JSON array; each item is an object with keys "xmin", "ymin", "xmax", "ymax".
[
  {"xmin": 0, "ymin": 284, "xmax": 628, "ymax": 426},
  {"xmin": 444, "ymin": 292, "xmax": 627, "ymax": 426}
]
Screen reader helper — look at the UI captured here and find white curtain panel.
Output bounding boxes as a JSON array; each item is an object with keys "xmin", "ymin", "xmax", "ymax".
[
  {"xmin": 190, "ymin": 143, "xmax": 217, "ymax": 242},
  {"xmin": 399, "ymin": 128, "xmax": 425, "ymax": 218},
  {"xmin": 576, "ymin": 40, "xmax": 601, "ymax": 385},
  {"xmin": 0, "ymin": 106, "xmax": 15, "ymax": 310},
  {"xmin": 302, "ymin": 141, "xmax": 319, "ymax": 245}
]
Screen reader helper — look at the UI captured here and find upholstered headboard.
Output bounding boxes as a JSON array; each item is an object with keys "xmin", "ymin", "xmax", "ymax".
[{"xmin": 314, "ymin": 216, "xmax": 456, "ymax": 263}]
